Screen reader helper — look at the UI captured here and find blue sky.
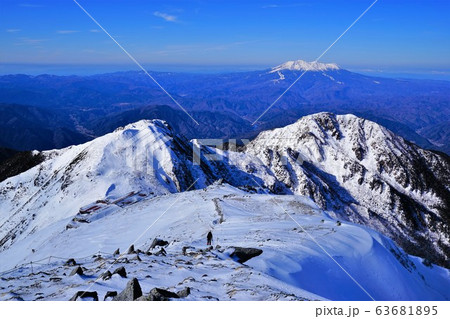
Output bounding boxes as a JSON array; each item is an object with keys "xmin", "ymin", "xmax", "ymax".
[{"xmin": 1, "ymin": 0, "xmax": 449, "ymax": 77}]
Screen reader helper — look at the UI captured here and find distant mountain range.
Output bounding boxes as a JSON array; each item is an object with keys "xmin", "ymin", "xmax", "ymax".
[{"xmin": 0, "ymin": 60, "xmax": 449, "ymax": 155}]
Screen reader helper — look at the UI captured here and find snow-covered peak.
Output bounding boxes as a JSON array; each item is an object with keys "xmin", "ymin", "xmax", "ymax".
[
  {"xmin": 245, "ymin": 112, "xmax": 450, "ymax": 267},
  {"xmin": 270, "ymin": 60, "xmax": 340, "ymax": 73},
  {"xmin": 114, "ymin": 119, "xmax": 171, "ymax": 133}
]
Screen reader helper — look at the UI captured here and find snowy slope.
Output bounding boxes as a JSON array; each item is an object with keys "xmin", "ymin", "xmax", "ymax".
[
  {"xmin": 245, "ymin": 112, "xmax": 450, "ymax": 267},
  {"xmin": 0, "ymin": 184, "xmax": 448, "ymax": 301}
]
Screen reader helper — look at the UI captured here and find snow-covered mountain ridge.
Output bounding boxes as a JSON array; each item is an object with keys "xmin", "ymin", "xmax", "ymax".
[
  {"xmin": 0, "ymin": 113, "xmax": 449, "ymax": 300},
  {"xmin": 0, "ymin": 119, "xmax": 277, "ymax": 253},
  {"xmin": 246, "ymin": 113, "xmax": 450, "ymax": 267}
]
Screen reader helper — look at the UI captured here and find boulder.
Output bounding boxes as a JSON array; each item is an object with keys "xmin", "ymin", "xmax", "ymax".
[
  {"xmin": 112, "ymin": 266, "xmax": 127, "ymax": 278},
  {"xmin": 147, "ymin": 288, "xmax": 180, "ymax": 301},
  {"xmin": 148, "ymin": 238, "xmax": 169, "ymax": 251},
  {"xmin": 69, "ymin": 291, "xmax": 98, "ymax": 301},
  {"xmin": 127, "ymin": 245, "xmax": 136, "ymax": 254},
  {"xmin": 101, "ymin": 270, "xmax": 112, "ymax": 280},
  {"xmin": 177, "ymin": 287, "xmax": 191, "ymax": 298},
  {"xmin": 154, "ymin": 248, "xmax": 167, "ymax": 256},
  {"xmin": 230, "ymin": 247, "xmax": 263, "ymax": 263},
  {"xmin": 69, "ymin": 266, "xmax": 84, "ymax": 276},
  {"xmin": 135, "ymin": 296, "xmax": 148, "ymax": 301},
  {"xmin": 113, "ymin": 278, "xmax": 142, "ymax": 301},
  {"xmin": 64, "ymin": 258, "xmax": 77, "ymax": 266},
  {"xmin": 104, "ymin": 291, "xmax": 118, "ymax": 301}
]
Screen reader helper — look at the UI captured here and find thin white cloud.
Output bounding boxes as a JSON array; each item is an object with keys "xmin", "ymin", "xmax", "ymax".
[
  {"xmin": 6, "ymin": 29, "xmax": 21, "ymax": 33},
  {"xmin": 15, "ymin": 37, "xmax": 46, "ymax": 46},
  {"xmin": 57, "ymin": 30, "xmax": 79, "ymax": 34},
  {"xmin": 153, "ymin": 11, "xmax": 177, "ymax": 22},
  {"xmin": 19, "ymin": 3, "xmax": 44, "ymax": 8},
  {"xmin": 90, "ymin": 29, "xmax": 101, "ymax": 33},
  {"xmin": 262, "ymin": 3, "xmax": 309, "ymax": 9}
]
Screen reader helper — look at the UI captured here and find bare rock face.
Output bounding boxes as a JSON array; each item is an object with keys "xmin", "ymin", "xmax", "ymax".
[{"xmin": 246, "ymin": 113, "xmax": 450, "ymax": 267}]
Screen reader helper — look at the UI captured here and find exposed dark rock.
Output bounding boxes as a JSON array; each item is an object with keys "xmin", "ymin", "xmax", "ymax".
[
  {"xmin": 113, "ymin": 248, "xmax": 120, "ymax": 255},
  {"xmin": 148, "ymin": 238, "xmax": 169, "ymax": 251},
  {"xmin": 104, "ymin": 291, "xmax": 118, "ymax": 300},
  {"xmin": 112, "ymin": 266, "xmax": 127, "ymax": 278},
  {"xmin": 135, "ymin": 296, "xmax": 148, "ymax": 301},
  {"xmin": 230, "ymin": 247, "xmax": 263, "ymax": 263},
  {"xmin": 101, "ymin": 270, "xmax": 112, "ymax": 281},
  {"xmin": 113, "ymin": 278, "xmax": 142, "ymax": 301},
  {"xmin": 64, "ymin": 258, "xmax": 77, "ymax": 266},
  {"xmin": 177, "ymin": 287, "xmax": 191, "ymax": 298},
  {"xmin": 127, "ymin": 245, "xmax": 136, "ymax": 254},
  {"xmin": 182, "ymin": 246, "xmax": 195, "ymax": 256},
  {"xmin": 147, "ymin": 288, "xmax": 180, "ymax": 301},
  {"xmin": 69, "ymin": 266, "xmax": 84, "ymax": 276},
  {"xmin": 69, "ymin": 291, "xmax": 98, "ymax": 301},
  {"xmin": 155, "ymin": 248, "xmax": 167, "ymax": 256}
]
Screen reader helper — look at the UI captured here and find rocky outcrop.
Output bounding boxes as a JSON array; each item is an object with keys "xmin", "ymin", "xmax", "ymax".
[
  {"xmin": 148, "ymin": 238, "xmax": 169, "ymax": 251},
  {"xmin": 230, "ymin": 247, "xmax": 263, "ymax": 263},
  {"xmin": 104, "ymin": 291, "xmax": 117, "ymax": 301},
  {"xmin": 64, "ymin": 258, "xmax": 77, "ymax": 266},
  {"xmin": 146, "ymin": 288, "xmax": 180, "ymax": 301},
  {"xmin": 69, "ymin": 266, "xmax": 84, "ymax": 276},
  {"xmin": 112, "ymin": 266, "xmax": 127, "ymax": 278},
  {"xmin": 113, "ymin": 278, "xmax": 142, "ymax": 301},
  {"xmin": 127, "ymin": 245, "xmax": 136, "ymax": 254},
  {"xmin": 69, "ymin": 291, "xmax": 98, "ymax": 301}
]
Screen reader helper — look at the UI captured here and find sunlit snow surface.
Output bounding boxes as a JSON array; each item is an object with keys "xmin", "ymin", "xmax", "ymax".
[{"xmin": 0, "ymin": 184, "xmax": 448, "ymax": 301}]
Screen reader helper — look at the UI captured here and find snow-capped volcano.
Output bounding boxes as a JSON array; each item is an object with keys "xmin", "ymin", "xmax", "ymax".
[{"xmin": 270, "ymin": 59, "xmax": 340, "ymax": 73}]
